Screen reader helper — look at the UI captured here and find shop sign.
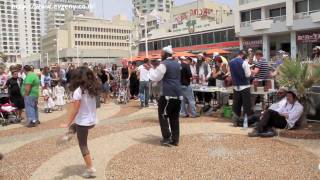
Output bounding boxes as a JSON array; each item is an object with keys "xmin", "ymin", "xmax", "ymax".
[
  {"xmin": 174, "ymin": 8, "xmax": 216, "ymax": 24},
  {"xmin": 242, "ymin": 39, "xmax": 263, "ymax": 48},
  {"xmin": 297, "ymin": 32, "xmax": 320, "ymax": 43}
]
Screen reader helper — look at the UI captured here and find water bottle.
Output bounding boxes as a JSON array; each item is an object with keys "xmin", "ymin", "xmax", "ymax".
[{"xmin": 243, "ymin": 114, "xmax": 248, "ymax": 129}]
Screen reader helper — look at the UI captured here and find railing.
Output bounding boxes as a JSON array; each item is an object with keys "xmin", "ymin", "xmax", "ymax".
[
  {"xmin": 240, "ymin": 15, "xmax": 286, "ymax": 27},
  {"xmin": 239, "ymin": 0, "xmax": 261, "ymax": 5},
  {"xmin": 294, "ymin": 10, "xmax": 320, "ymax": 20}
]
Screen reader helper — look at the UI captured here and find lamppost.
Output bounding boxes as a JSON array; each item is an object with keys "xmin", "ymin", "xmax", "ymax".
[
  {"xmin": 53, "ymin": 39, "xmax": 60, "ymax": 65},
  {"xmin": 126, "ymin": 33, "xmax": 134, "ymax": 62},
  {"xmin": 76, "ymin": 46, "xmax": 79, "ymax": 66},
  {"xmin": 46, "ymin": 53, "xmax": 49, "ymax": 66}
]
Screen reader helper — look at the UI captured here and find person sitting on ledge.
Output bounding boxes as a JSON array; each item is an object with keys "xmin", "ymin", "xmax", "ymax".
[{"xmin": 249, "ymin": 90, "xmax": 303, "ymax": 137}]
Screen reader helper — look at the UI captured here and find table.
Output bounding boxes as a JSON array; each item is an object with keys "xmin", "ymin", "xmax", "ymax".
[{"xmin": 191, "ymin": 85, "xmax": 277, "ymax": 111}]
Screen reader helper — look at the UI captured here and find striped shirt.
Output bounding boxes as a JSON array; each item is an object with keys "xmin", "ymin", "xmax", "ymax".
[{"xmin": 255, "ymin": 59, "xmax": 270, "ymax": 80}]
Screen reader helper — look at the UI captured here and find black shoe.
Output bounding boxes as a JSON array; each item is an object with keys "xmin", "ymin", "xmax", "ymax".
[
  {"xmin": 180, "ymin": 114, "xmax": 189, "ymax": 118},
  {"xmin": 248, "ymin": 130, "xmax": 261, "ymax": 137},
  {"xmin": 169, "ymin": 141, "xmax": 179, "ymax": 146},
  {"xmin": 145, "ymin": 104, "xmax": 149, "ymax": 107},
  {"xmin": 36, "ymin": 120, "xmax": 40, "ymax": 124},
  {"xmin": 260, "ymin": 130, "xmax": 276, "ymax": 138},
  {"xmin": 27, "ymin": 122, "xmax": 36, "ymax": 128},
  {"xmin": 233, "ymin": 121, "xmax": 242, "ymax": 127},
  {"xmin": 191, "ymin": 114, "xmax": 200, "ymax": 118},
  {"xmin": 160, "ymin": 139, "xmax": 172, "ymax": 147},
  {"xmin": 140, "ymin": 102, "xmax": 144, "ymax": 109}
]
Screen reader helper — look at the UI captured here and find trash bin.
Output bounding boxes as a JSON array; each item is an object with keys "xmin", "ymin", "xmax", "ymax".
[{"xmin": 223, "ymin": 106, "xmax": 233, "ymax": 119}]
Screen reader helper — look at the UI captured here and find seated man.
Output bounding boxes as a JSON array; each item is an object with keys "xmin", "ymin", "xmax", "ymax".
[{"xmin": 249, "ymin": 90, "xmax": 303, "ymax": 137}]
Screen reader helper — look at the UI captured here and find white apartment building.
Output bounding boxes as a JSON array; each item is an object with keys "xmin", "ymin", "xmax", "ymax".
[
  {"xmin": 133, "ymin": 0, "xmax": 173, "ymax": 14},
  {"xmin": 0, "ymin": 0, "xmax": 41, "ymax": 62},
  {"xmin": 41, "ymin": 13, "xmax": 134, "ymax": 65},
  {"xmin": 235, "ymin": 0, "xmax": 320, "ymax": 60},
  {"xmin": 133, "ymin": 0, "xmax": 174, "ymax": 39},
  {"xmin": 45, "ymin": 0, "xmax": 90, "ymax": 32}
]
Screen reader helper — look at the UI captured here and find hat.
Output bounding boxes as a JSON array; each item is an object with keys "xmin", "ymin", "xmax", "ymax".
[
  {"xmin": 192, "ymin": 58, "xmax": 198, "ymax": 63},
  {"xmin": 287, "ymin": 89, "xmax": 298, "ymax": 98},
  {"xmin": 163, "ymin": 45, "xmax": 173, "ymax": 54},
  {"xmin": 213, "ymin": 52, "xmax": 220, "ymax": 57},
  {"xmin": 198, "ymin": 53, "xmax": 204, "ymax": 57},
  {"xmin": 180, "ymin": 56, "xmax": 186, "ymax": 60}
]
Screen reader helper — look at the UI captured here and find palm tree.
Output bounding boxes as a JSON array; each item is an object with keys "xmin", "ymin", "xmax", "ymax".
[{"xmin": 277, "ymin": 58, "xmax": 320, "ymax": 127}]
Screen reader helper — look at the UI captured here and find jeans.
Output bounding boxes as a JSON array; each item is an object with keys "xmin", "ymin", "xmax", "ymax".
[
  {"xmin": 24, "ymin": 96, "xmax": 39, "ymax": 123},
  {"xmin": 139, "ymin": 81, "xmax": 150, "ymax": 105},
  {"xmin": 158, "ymin": 96, "xmax": 181, "ymax": 143},
  {"xmin": 180, "ymin": 85, "xmax": 197, "ymax": 116}
]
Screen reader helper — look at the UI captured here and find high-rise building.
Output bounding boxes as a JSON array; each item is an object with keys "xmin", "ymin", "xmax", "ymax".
[
  {"xmin": 133, "ymin": 0, "xmax": 174, "ymax": 15},
  {"xmin": 0, "ymin": 0, "xmax": 42, "ymax": 62},
  {"xmin": 45, "ymin": 0, "xmax": 90, "ymax": 32}
]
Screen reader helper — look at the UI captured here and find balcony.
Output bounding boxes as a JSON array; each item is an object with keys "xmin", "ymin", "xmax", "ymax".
[{"xmin": 239, "ymin": 16, "xmax": 287, "ymax": 36}]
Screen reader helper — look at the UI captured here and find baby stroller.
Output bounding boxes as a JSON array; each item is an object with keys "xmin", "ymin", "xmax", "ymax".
[
  {"xmin": 0, "ymin": 94, "xmax": 19, "ymax": 126},
  {"xmin": 117, "ymin": 87, "xmax": 129, "ymax": 104}
]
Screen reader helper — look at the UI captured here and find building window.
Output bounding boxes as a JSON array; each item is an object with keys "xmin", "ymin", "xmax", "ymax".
[
  {"xmin": 241, "ymin": 11, "xmax": 250, "ymax": 22},
  {"xmin": 295, "ymin": 0, "xmax": 308, "ymax": 13},
  {"xmin": 310, "ymin": 0, "xmax": 320, "ymax": 11},
  {"xmin": 251, "ymin": 8, "xmax": 261, "ymax": 21}
]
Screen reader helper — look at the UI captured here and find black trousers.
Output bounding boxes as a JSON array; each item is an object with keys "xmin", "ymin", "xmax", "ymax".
[
  {"xmin": 257, "ymin": 109, "xmax": 287, "ymax": 132},
  {"xmin": 130, "ymin": 81, "xmax": 139, "ymax": 97},
  {"xmin": 233, "ymin": 87, "xmax": 252, "ymax": 118},
  {"xmin": 158, "ymin": 96, "xmax": 181, "ymax": 143}
]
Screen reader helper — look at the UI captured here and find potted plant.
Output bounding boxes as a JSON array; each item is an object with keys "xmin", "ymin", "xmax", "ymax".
[{"xmin": 277, "ymin": 57, "xmax": 320, "ymax": 127}]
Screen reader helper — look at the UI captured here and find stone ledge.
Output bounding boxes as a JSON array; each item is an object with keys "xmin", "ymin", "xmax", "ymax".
[{"xmin": 279, "ymin": 123, "xmax": 320, "ymax": 139}]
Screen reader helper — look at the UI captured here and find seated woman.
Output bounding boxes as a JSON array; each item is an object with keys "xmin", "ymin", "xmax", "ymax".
[{"xmin": 249, "ymin": 90, "xmax": 303, "ymax": 137}]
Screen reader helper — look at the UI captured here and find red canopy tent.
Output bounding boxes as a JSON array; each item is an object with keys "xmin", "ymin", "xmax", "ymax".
[
  {"xmin": 206, "ymin": 49, "xmax": 231, "ymax": 54},
  {"xmin": 173, "ymin": 51, "xmax": 196, "ymax": 57}
]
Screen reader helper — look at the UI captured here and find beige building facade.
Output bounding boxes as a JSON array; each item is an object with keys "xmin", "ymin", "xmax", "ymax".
[{"xmin": 41, "ymin": 13, "xmax": 134, "ymax": 65}]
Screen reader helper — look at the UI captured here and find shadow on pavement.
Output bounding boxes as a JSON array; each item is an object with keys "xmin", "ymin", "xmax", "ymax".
[
  {"xmin": 132, "ymin": 134, "xmax": 163, "ymax": 147},
  {"xmin": 53, "ymin": 164, "xmax": 85, "ymax": 180}
]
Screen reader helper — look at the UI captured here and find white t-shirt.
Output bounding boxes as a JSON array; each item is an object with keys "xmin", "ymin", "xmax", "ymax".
[
  {"xmin": 138, "ymin": 65, "xmax": 150, "ymax": 82},
  {"xmin": 72, "ymin": 87, "xmax": 97, "ymax": 126}
]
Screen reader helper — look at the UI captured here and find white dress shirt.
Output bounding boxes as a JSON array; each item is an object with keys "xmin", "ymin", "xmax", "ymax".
[
  {"xmin": 149, "ymin": 64, "xmax": 167, "ymax": 82},
  {"xmin": 138, "ymin": 65, "xmax": 150, "ymax": 81},
  {"xmin": 276, "ymin": 100, "xmax": 304, "ymax": 129},
  {"xmin": 190, "ymin": 64, "xmax": 197, "ymax": 76},
  {"xmin": 269, "ymin": 98, "xmax": 287, "ymax": 111}
]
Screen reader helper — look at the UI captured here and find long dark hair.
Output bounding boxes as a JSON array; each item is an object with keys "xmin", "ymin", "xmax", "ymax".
[{"xmin": 68, "ymin": 66, "xmax": 101, "ymax": 97}]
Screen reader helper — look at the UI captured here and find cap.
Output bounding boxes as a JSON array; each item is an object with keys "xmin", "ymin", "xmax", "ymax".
[
  {"xmin": 163, "ymin": 45, "xmax": 173, "ymax": 54},
  {"xmin": 180, "ymin": 56, "xmax": 186, "ymax": 60}
]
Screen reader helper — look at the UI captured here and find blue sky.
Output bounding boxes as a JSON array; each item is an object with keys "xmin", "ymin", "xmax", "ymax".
[{"xmin": 91, "ymin": 0, "xmax": 235, "ymax": 19}]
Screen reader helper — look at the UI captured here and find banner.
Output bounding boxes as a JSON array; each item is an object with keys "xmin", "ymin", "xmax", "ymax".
[{"xmin": 297, "ymin": 31, "xmax": 320, "ymax": 43}]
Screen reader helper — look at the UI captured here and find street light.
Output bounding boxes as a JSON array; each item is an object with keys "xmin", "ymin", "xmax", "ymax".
[
  {"xmin": 126, "ymin": 33, "xmax": 134, "ymax": 62},
  {"xmin": 46, "ymin": 53, "xmax": 49, "ymax": 66},
  {"xmin": 53, "ymin": 39, "xmax": 60, "ymax": 65}
]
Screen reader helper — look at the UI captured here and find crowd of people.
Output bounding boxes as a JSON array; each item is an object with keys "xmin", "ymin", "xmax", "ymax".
[{"xmin": 0, "ymin": 44, "xmax": 311, "ymax": 178}]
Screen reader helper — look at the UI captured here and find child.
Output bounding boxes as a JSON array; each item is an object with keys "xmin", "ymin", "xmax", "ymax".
[
  {"xmin": 60, "ymin": 66, "xmax": 100, "ymax": 178},
  {"xmin": 42, "ymin": 83, "xmax": 54, "ymax": 113},
  {"xmin": 53, "ymin": 81, "xmax": 65, "ymax": 111}
]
